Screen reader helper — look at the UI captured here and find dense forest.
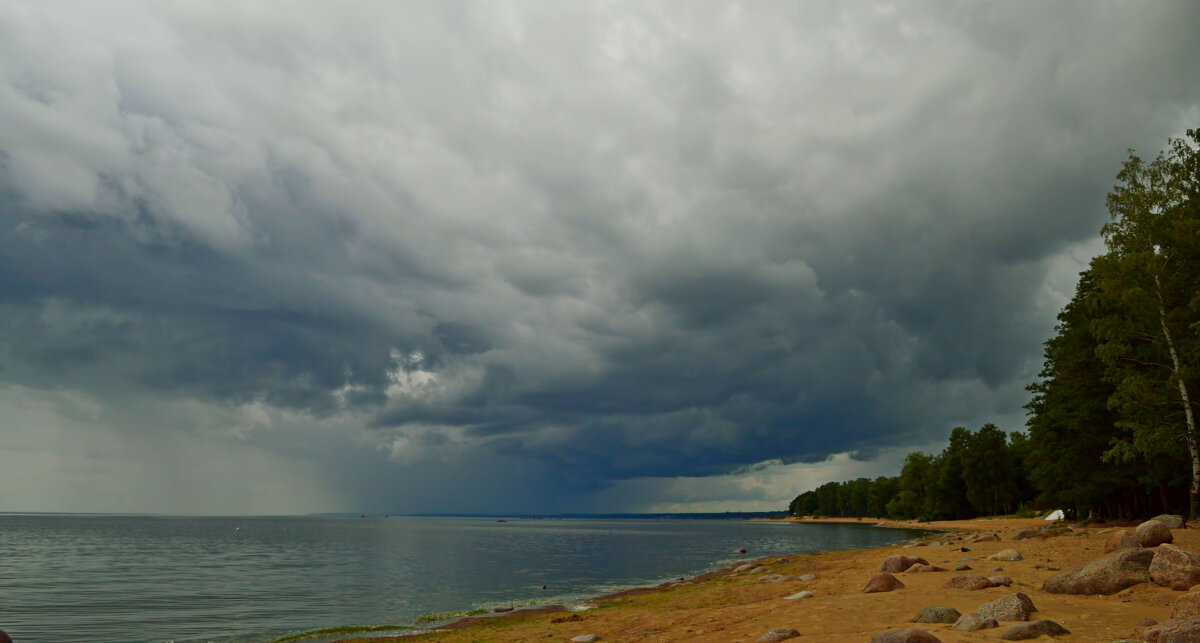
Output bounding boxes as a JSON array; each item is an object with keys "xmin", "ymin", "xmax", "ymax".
[{"xmin": 790, "ymin": 130, "xmax": 1200, "ymax": 523}]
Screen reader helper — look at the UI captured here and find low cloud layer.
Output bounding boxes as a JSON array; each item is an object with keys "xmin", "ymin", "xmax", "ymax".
[{"xmin": 2, "ymin": 1, "xmax": 1199, "ymax": 513}]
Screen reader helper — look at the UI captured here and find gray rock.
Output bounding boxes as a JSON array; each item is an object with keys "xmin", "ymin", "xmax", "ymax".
[
  {"xmin": 905, "ymin": 564, "xmax": 948, "ymax": 573},
  {"xmin": 759, "ymin": 573, "xmax": 788, "ymax": 583},
  {"xmin": 491, "ymin": 606, "xmax": 513, "ymax": 613},
  {"xmin": 943, "ymin": 574, "xmax": 995, "ymax": 590},
  {"xmin": 1138, "ymin": 519, "xmax": 1174, "ymax": 547},
  {"xmin": 570, "ymin": 636, "xmax": 601, "ymax": 643},
  {"xmin": 953, "ymin": 613, "xmax": 999, "ymax": 631},
  {"xmin": 976, "ymin": 592, "xmax": 1038, "ymax": 622},
  {"xmin": 972, "ymin": 533, "xmax": 1001, "ymax": 542},
  {"xmin": 1042, "ymin": 547, "xmax": 1154, "ymax": 595},
  {"xmin": 1152, "ymin": 514, "xmax": 1186, "ymax": 530},
  {"xmin": 1172, "ymin": 592, "xmax": 1200, "ymax": 620},
  {"xmin": 954, "ymin": 564, "xmax": 972, "ymax": 571},
  {"xmin": 1145, "ymin": 619, "xmax": 1200, "ymax": 643},
  {"xmin": 796, "ymin": 573, "xmax": 817, "ymax": 581},
  {"xmin": 732, "ymin": 563, "xmax": 755, "ymax": 573},
  {"xmin": 912, "ymin": 605, "xmax": 961, "ymax": 623},
  {"xmin": 1150, "ymin": 543, "xmax": 1200, "ymax": 590},
  {"xmin": 1010, "ymin": 527, "xmax": 1040, "ymax": 540},
  {"xmin": 989, "ymin": 549, "xmax": 1023, "ymax": 561},
  {"xmin": 757, "ymin": 627, "xmax": 800, "ymax": 642},
  {"xmin": 1138, "ymin": 618, "xmax": 1159, "ymax": 627},
  {"xmin": 870, "ymin": 628, "xmax": 943, "ymax": 642},
  {"xmin": 879, "ymin": 555, "xmax": 930, "ymax": 573},
  {"xmin": 988, "ymin": 575, "xmax": 1014, "ymax": 587},
  {"xmin": 1000, "ymin": 620, "xmax": 1070, "ymax": 640},
  {"xmin": 863, "ymin": 572, "xmax": 905, "ymax": 593},
  {"xmin": 783, "ymin": 590, "xmax": 813, "ymax": 600},
  {"xmin": 1105, "ymin": 529, "xmax": 1139, "ymax": 553}
]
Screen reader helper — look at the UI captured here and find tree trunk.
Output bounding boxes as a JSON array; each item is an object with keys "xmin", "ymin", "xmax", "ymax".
[{"xmin": 1155, "ymin": 275, "xmax": 1199, "ymax": 520}]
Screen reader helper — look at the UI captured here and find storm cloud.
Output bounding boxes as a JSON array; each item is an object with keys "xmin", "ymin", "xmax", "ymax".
[{"xmin": 1, "ymin": 1, "xmax": 1199, "ymax": 513}]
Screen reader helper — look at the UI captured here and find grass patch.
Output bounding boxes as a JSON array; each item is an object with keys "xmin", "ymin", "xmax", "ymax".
[{"xmin": 411, "ymin": 608, "xmax": 489, "ymax": 626}]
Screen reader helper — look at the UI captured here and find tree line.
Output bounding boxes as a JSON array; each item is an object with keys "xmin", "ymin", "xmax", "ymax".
[{"xmin": 790, "ymin": 130, "xmax": 1200, "ymax": 522}]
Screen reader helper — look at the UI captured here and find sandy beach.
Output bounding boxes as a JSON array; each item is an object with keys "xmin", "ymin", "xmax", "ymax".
[{"xmin": 334, "ymin": 516, "xmax": 1197, "ymax": 642}]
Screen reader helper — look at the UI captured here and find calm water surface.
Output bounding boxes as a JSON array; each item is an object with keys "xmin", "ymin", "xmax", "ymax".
[{"xmin": 0, "ymin": 515, "xmax": 931, "ymax": 643}]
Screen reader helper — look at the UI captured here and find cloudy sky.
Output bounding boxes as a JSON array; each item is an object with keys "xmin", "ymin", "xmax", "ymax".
[{"xmin": 1, "ymin": 1, "xmax": 1198, "ymax": 515}]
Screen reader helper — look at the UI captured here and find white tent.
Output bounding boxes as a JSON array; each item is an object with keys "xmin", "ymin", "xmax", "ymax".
[{"xmin": 1043, "ymin": 509, "xmax": 1064, "ymax": 521}]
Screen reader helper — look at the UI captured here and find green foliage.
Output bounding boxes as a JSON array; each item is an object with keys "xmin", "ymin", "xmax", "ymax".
[
  {"xmin": 1026, "ymin": 129, "xmax": 1200, "ymax": 519},
  {"xmin": 788, "ymin": 424, "xmax": 1037, "ymax": 520}
]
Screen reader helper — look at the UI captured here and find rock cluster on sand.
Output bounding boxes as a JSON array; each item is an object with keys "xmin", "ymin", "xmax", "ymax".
[
  {"xmin": 1042, "ymin": 547, "xmax": 1154, "ymax": 595},
  {"xmin": 999, "ymin": 620, "xmax": 1070, "ymax": 640},
  {"xmin": 912, "ymin": 606, "xmax": 960, "ymax": 623},
  {"xmin": 1150, "ymin": 543, "xmax": 1200, "ymax": 590},
  {"xmin": 870, "ymin": 627, "xmax": 943, "ymax": 642},
  {"xmin": 1138, "ymin": 519, "xmax": 1175, "ymax": 547},
  {"xmin": 975, "ymin": 592, "xmax": 1038, "ymax": 621},
  {"xmin": 756, "ymin": 627, "xmax": 800, "ymax": 642},
  {"xmin": 879, "ymin": 555, "xmax": 929, "ymax": 573},
  {"xmin": 864, "ymin": 572, "xmax": 905, "ymax": 593}
]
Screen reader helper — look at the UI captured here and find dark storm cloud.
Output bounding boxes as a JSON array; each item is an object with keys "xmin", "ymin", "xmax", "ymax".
[{"xmin": 1, "ymin": 0, "xmax": 1199, "ymax": 511}]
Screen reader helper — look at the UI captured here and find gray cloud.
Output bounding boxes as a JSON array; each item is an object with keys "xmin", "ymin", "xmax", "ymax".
[{"xmin": 1, "ymin": 1, "xmax": 1198, "ymax": 513}]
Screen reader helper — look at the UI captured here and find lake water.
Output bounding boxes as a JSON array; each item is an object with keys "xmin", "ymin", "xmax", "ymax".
[{"xmin": 0, "ymin": 514, "xmax": 932, "ymax": 643}]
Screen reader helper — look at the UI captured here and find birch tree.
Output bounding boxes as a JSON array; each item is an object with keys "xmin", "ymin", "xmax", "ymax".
[{"xmin": 1093, "ymin": 130, "xmax": 1200, "ymax": 519}]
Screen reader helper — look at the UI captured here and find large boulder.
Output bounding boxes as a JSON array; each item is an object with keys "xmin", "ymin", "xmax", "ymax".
[
  {"xmin": 943, "ymin": 574, "xmax": 995, "ymax": 590},
  {"xmin": 1042, "ymin": 547, "xmax": 1154, "ymax": 595},
  {"xmin": 1174, "ymin": 592, "xmax": 1200, "ymax": 621},
  {"xmin": 880, "ymin": 555, "xmax": 930, "ymax": 573},
  {"xmin": 1145, "ymin": 619, "xmax": 1200, "ymax": 643},
  {"xmin": 1153, "ymin": 514, "xmax": 1187, "ymax": 530},
  {"xmin": 989, "ymin": 549, "xmax": 1024, "ymax": 561},
  {"xmin": 757, "ymin": 628, "xmax": 800, "ymax": 642},
  {"xmin": 912, "ymin": 606, "xmax": 961, "ymax": 623},
  {"xmin": 1151, "ymin": 544, "xmax": 1200, "ymax": 591},
  {"xmin": 864, "ymin": 572, "xmax": 905, "ymax": 593},
  {"xmin": 1139, "ymin": 519, "xmax": 1175, "ymax": 547},
  {"xmin": 953, "ymin": 613, "xmax": 999, "ymax": 631},
  {"xmin": 976, "ymin": 592, "xmax": 1038, "ymax": 622},
  {"xmin": 999, "ymin": 620, "xmax": 1070, "ymax": 640},
  {"xmin": 869, "ymin": 628, "xmax": 943, "ymax": 643},
  {"xmin": 1105, "ymin": 529, "xmax": 1140, "ymax": 553}
]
